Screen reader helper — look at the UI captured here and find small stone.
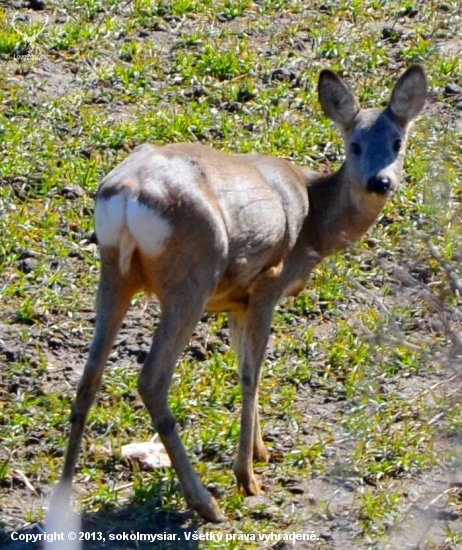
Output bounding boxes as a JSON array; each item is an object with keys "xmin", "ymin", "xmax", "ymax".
[
  {"xmin": 287, "ymin": 485, "xmax": 305, "ymax": 495},
  {"xmin": 136, "ymin": 349, "xmax": 149, "ymax": 364},
  {"xmin": 318, "ymin": 4, "xmax": 333, "ymax": 14},
  {"xmin": 444, "ymin": 83, "xmax": 462, "ymax": 96},
  {"xmin": 48, "ymin": 337, "xmax": 63, "ymax": 350},
  {"xmin": 216, "ymin": 328, "xmax": 230, "ymax": 342},
  {"xmin": 382, "ymin": 27, "xmax": 403, "ymax": 43},
  {"xmin": 270, "ymin": 68, "xmax": 298, "ymax": 83},
  {"xmin": 15, "ymin": 248, "xmax": 37, "ymax": 260},
  {"xmin": 236, "ymin": 88, "xmax": 256, "ymax": 103},
  {"xmin": 29, "ymin": 0, "xmax": 46, "ymax": 10},
  {"xmin": 61, "ymin": 185, "xmax": 85, "ymax": 199},
  {"xmin": 189, "ymin": 343, "xmax": 207, "ymax": 361},
  {"xmin": 3, "ymin": 347, "xmax": 19, "ymax": 362},
  {"xmin": 307, "ymin": 493, "xmax": 317, "ymax": 505},
  {"xmin": 217, "ymin": 12, "xmax": 232, "ymax": 22},
  {"xmin": 78, "ymin": 149, "xmax": 92, "ymax": 159},
  {"xmin": 152, "ymin": 22, "xmax": 167, "ymax": 32},
  {"xmin": 17, "ymin": 258, "xmax": 39, "ymax": 274}
]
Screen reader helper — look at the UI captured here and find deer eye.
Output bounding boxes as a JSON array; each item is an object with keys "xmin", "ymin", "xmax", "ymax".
[
  {"xmin": 393, "ymin": 139, "xmax": 402, "ymax": 152},
  {"xmin": 351, "ymin": 142, "xmax": 362, "ymax": 156}
]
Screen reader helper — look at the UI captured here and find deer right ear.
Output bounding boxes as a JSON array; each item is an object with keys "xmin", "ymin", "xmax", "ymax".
[{"xmin": 318, "ymin": 70, "xmax": 360, "ymax": 127}]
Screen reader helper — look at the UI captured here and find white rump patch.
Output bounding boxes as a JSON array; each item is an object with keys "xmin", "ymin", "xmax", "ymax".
[
  {"xmin": 126, "ymin": 197, "xmax": 172, "ymax": 257},
  {"xmin": 94, "ymin": 194, "xmax": 125, "ymax": 247},
  {"xmin": 95, "ymin": 192, "xmax": 172, "ymax": 263}
]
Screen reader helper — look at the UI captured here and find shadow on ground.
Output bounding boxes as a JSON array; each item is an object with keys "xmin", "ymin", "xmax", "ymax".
[{"xmin": 0, "ymin": 498, "xmax": 200, "ymax": 550}]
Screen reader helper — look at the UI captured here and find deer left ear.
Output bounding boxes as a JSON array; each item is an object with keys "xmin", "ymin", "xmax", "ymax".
[{"xmin": 388, "ymin": 65, "xmax": 427, "ymax": 125}]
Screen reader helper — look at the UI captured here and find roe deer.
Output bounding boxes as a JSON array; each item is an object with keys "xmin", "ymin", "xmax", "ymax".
[{"xmin": 52, "ymin": 66, "xmax": 426, "ymax": 522}]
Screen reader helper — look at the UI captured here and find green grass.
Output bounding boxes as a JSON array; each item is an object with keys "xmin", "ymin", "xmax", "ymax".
[{"xmin": 1, "ymin": 1, "xmax": 461, "ymax": 548}]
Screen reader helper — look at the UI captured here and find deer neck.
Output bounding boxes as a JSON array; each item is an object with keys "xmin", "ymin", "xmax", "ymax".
[{"xmin": 305, "ymin": 164, "xmax": 387, "ymax": 258}]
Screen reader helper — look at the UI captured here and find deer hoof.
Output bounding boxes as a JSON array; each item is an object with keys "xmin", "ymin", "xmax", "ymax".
[
  {"xmin": 253, "ymin": 444, "xmax": 270, "ymax": 463},
  {"xmin": 236, "ymin": 473, "xmax": 261, "ymax": 496},
  {"xmin": 190, "ymin": 494, "xmax": 225, "ymax": 523}
]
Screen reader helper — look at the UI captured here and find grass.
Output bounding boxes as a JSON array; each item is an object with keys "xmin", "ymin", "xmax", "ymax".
[{"xmin": 0, "ymin": 1, "xmax": 461, "ymax": 549}]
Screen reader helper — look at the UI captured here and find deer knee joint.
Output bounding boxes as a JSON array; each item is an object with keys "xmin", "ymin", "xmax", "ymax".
[
  {"xmin": 70, "ymin": 403, "xmax": 84, "ymax": 425},
  {"xmin": 154, "ymin": 414, "xmax": 177, "ymax": 436},
  {"xmin": 240, "ymin": 372, "xmax": 256, "ymax": 391}
]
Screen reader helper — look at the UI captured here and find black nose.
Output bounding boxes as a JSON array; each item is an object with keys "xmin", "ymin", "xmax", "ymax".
[{"xmin": 367, "ymin": 176, "xmax": 391, "ymax": 195}]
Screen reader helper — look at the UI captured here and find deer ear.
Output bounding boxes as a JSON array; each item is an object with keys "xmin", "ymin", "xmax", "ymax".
[
  {"xmin": 388, "ymin": 65, "xmax": 427, "ymax": 125},
  {"xmin": 318, "ymin": 70, "xmax": 360, "ymax": 127}
]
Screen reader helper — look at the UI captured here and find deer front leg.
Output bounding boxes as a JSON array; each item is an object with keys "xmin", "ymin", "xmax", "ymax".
[
  {"xmin": 137, "ymin": 293, "xmax": 224, "ymax": 523},
  {"xmin": 230, "ymin": 303, "xmax": 275, "ymax": 495},
  {"xmin": 229, "ymin": 313, "xmax": 271, "ymax": 465}
]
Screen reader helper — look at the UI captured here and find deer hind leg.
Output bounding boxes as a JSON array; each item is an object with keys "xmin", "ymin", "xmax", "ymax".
[
  {"xmin": 137, "ymin": 280, "xmax": 224, "ymax": 523},
  {"xmin": 229, "ymin": 301, "xmax": 275, "ymax": 496},
  {"xmin": 54, "ymin": 248, "xmax": 142, "ymax": 503}
]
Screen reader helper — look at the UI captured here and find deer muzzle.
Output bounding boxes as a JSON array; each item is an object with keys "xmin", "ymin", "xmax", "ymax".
[{"xmin": 366, "ymin": 175, "xmax": 392, "ymax": 195}]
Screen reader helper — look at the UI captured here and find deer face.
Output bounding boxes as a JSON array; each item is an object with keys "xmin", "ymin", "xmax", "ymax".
[
  {"xmin": 318, "ymin": 66, "xmax": 427, "ymax": 198},
  {"xmin": 343, "ymin": 108, "xmax": 407, "ymax": 196}
]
